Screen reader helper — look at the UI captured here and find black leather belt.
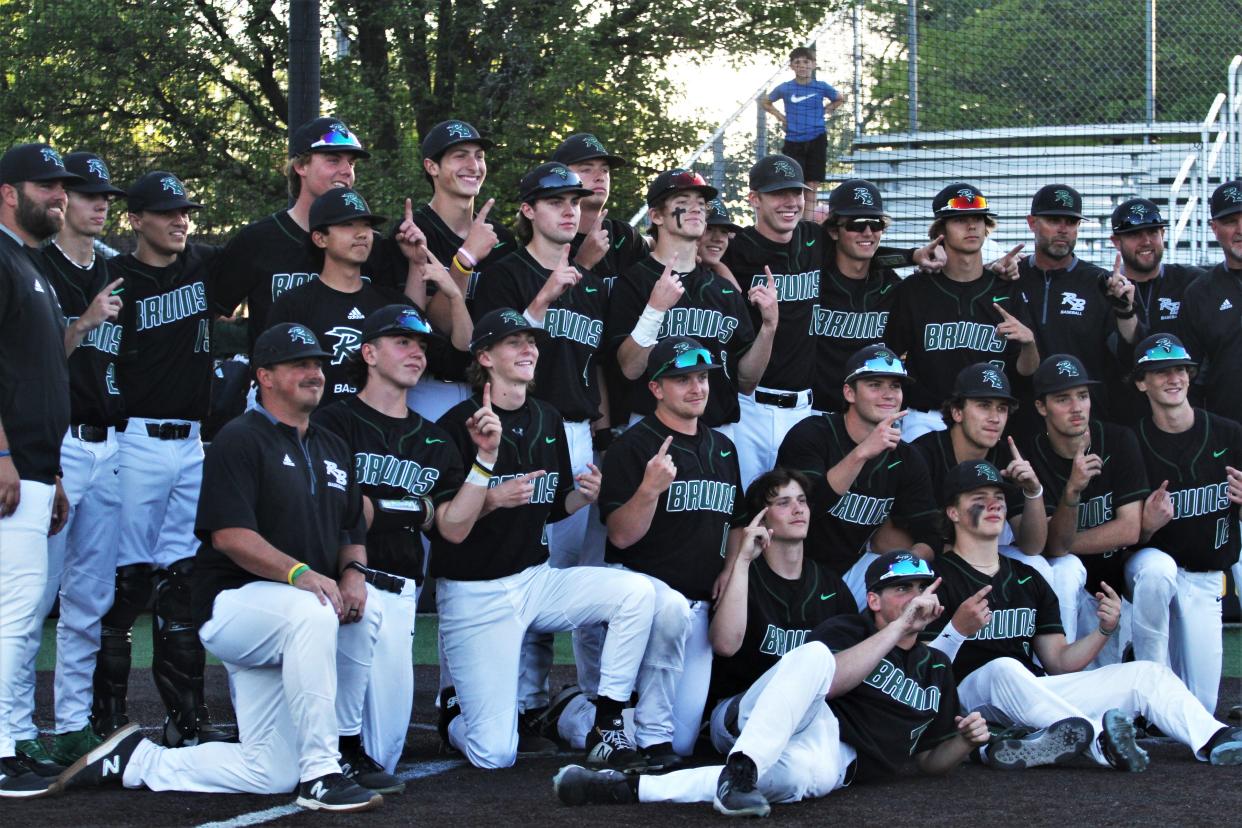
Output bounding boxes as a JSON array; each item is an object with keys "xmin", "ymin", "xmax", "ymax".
[
  {"xmin": 146, "ymin": 422, "xmax": 192, "ymax": 440},
  {"xmin": 348, "ymin": 562, "xmax": 406, "ymax": 594},
  {"xmin": 754, "ymin": 389, "xmax": 808, "ymax": 409},
  {"xmin": 69, "ymin": 424, "xmax": 109, "ymax": 442}
]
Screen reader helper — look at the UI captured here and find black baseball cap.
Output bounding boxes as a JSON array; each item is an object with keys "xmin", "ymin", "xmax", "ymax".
[
  {"xmin": 932, "ymin": 182, "xmax": 996, "ymax": 218},
  {"xmin": 1032, "ymin": 353, "xmax": 1099, "ymax": 396},
  {"xmin": 1111, "ymin": 198, "xmax": 1168, "ymax": 234},
  {"xmin": 361, "ymin": 304, "xmax": 439, "ymax": 344},
  {"xmin": 0, "ymin": 143, "xmax": 85, "ymax": 186},
  {"xmin": 420, "ymin": 120, "xmax": 494, "ymax": 160},
  {"xmin": 952, "ymin": 363, "xmax": 1019, "ymax": 406},
  {"xmin": 748, "ymin": 154, "xmax": 811, "ymax": 194},
  {"xmin": 647, "ymin": 336, "xmax": 723, "ymax": 381},
  {"xmin": 865, "ymin": 551, "xmax": 936, "ymax": 594},
  {"xmin": 288, "ymin": 117, "xmax": 370, "ymax": 159},
  {"xmin": 1030, "ymin": 184, "xmax": 1084, "ymax": 219},
  {"xmin": 706, "ymin": 197, "xmax": 744, "ymax": 233},
  {"xmin": 943, "ymin": 460, "xmax": 1016, "ymax": 502},
  {"xmin": 828, "ymin": 179, "xmax": 887, "ymax": 218},
  {"xmin": 253, "ymin": 323, "xmax": 331, "ymax": 368},
  {"xmin": 552, "ymin": 133, "xmax": 627, "ymax": 168},
  {"xmin": 469, "ymin": 307, "xmax": 545, "ymax": 352},
  {"xmin": 646, "ymin": 168, "xmax": 718, "ymax": 208},
  {"xmin": 843, "ymin": 343, "xmax": 909, "ymax": 384},
  {"xmin": 308, "ymin": 187, "xmax": 385, "ymax": 232},
  {"xmin": 63, "ymin": 152, "xmax": 126, "ymax": 196},
  {"xmin": 518, "ymin": 162, "xmax": 593, "ymax": 204},
  {"xmin": 1132, "ymin": 333, "xmax": 1197, "ymax": 377},
  {"xmin": 1210, "ymin": 180, "xmax": 1242, "ymax": 220},
  {"xmin": 126, "ymin": 172, "xmax": 202, "ymax": 213}
]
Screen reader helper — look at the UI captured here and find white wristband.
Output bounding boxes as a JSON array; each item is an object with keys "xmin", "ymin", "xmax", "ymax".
[
  {"xmin": 465, "ymin": 468, "xmax": 491, "ymax": 487},
  {"xmin": 630, "ymin": 305, "xmax": 666, "ymax": 348},
  {"xmin": 522, "ymin": 309, "xmax": 545, "ymax": 329},
  {"xmin": 931, "ymin": 621, "xmax": 968, "ymax": 661},
  {"xmin": 1024, "ymin": 485, "xmax": 1044, "ymax": 500}
]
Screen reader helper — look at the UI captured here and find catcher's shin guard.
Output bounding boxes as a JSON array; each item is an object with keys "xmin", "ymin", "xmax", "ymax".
[{"xmin": 91, "ymin": 564, "xmax": 154, "ymax": 736}]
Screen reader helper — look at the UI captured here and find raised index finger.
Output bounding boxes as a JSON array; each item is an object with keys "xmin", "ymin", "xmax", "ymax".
[
  {"xmin": 922, "ymin": 576, "xmax": 942, "ymax": 595},
  {"xmin": 1007, "ymin": 435, "xmax": 1024, "ymax": 462},
  {"xmin": 972, "ymin": 583, "xmax": 993, "ymax": 601},
  {"xmin": 475, "ymin": 198, "xmax": 495, "ymax": 224},
  {"xmin": 1113, "ymin": 251, "xmax": 1123, "ymax": 277},
  {"xmin": 481, "ymin": 381, "xmax": 492, "ymax": 411},
  {"xmin": 405, "ymin": 197, "xmax": 414, "ymax": 223},
  {"xmin": 993, "ymin": 302, "xmax": 1015, "ymax": 319},
  {"xmin": 102, "ymin": 277, "xmax": 125, "ymax": 296},
  {"xmin": 559, "ymin": 244, "xmax": 571, "ymax": 267},
  {"xmin": 1004, "ymin": 242, "xmax": 1025, "ymax": 260},
  {"xmin": 655, "ymin": 435, "xmax": 673, "ymax": 457},
  {"xmin": 747, "ymin": 507, "xmax": 769, "ymax": 529},
  {"xmin": 595, "ymin": 208, "xmax": 608, "ymax": 230}
]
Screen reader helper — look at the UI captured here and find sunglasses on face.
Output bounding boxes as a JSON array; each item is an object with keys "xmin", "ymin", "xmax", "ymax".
[
  {"xmin": 841, "ymin": 218, "xmax": 886, "ymax": 233},
  {"xmin": 651, "ymin": 347, "xmax": 714, "ymax": 380}
]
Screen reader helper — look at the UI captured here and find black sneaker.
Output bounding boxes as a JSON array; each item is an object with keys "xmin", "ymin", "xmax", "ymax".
[
  {"xmin": 438, "ymin": 686, "xmax": 461, "ymax": 752},
  {"xmin": 0, "ymin": 755, "xmax": 59, "ymax": 799},
  {"xmin": 1098, "ymin": 708, "xmax": 1149, "ymax": 773},
  {"xmin": 518, "ymin": 708, "xmax": 558, "ymax": 757},
  {"xmin": 640, "ymin": 741, "xmax": 683, "ymax": 772},
  {"xmin": 340, "ymin": 740, "xmax": 405, "ymax": 794},
  {"xmin": 552, "ymin": 764, "xmax": 634, "ymax": 806},
  {"xmin": 585, "ymin": 718, "xmax": 645, "ymax": 772},
  {"xmin": 162, "ymin": 712, "xmax": 234, "ymax": 748},
  {"xmin": 295, "ymin": 772, "xmax": 382, "ymax": 813},
  {"xmin": 983, "ymin": 717, "xmax": 1092, "ymax": 770},
  {"xmin": 57, "ymin": 723, "xmax": 145, "ymax": 788},
  {"xmin": 713, "ymin": 752, "xmax": 769, "ymax": 818},
  {"xmin": 14, "ymin": 739, "xmax": 66, "ymax": 777}
]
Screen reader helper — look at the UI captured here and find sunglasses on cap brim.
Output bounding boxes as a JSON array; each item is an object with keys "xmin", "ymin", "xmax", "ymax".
[
  {"xmin": 1136, "ymin": 341, "xmax": 1192, "ymax": 365},
  {"xmin": 526, "ymin": 171, "xmax": 590, "ymax": 195},
  {"xmin": 1113, "ymin": 215, "xmax": 1168, "ymax": 232},
  {"xmin": 943, "ymin": 194, "xmax": 988, "ymax": 211},
  {"xmin": 872, "ymin": 557, "xmax": 934, "ymax": 585},
  {"xmin": 846, "ymin": 354, "xmax": 908, "ymax": 383},
  {"xmin": 651, "ymin": 347, "xmax": 715, "ymax": 380},
  {"xmin": 311, "ymin": 129, "xmax": 364, "ymax": 151}
]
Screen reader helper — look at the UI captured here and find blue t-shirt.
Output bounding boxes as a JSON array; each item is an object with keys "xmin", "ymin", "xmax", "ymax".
[{"xmin": 769, "ymin": 79, "xmax": 840, "ymax": 142}]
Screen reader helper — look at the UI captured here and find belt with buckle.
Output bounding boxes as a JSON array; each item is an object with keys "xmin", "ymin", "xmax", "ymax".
[
  {"xmin": 69, "ymin": 424, "xmax": 110, "ymax": 442},
  {"xmin": 754, "ymin": 389, "xmax": 804, "ymax": 409},
  {"xmin": 146, "ymin": 422, "xmax": 192, "ymax": 440},
  {"xmin": 347, "ymin": 562, "xmax": 406, "ymax": 594}
]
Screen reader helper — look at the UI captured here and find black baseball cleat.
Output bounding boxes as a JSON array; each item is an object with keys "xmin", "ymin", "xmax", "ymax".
[
  {"xmin": 57, "ymin": 722, "xmax": 145, "ymax": 788},
  {"xmin": 553, "ymin": 764, "xmax": 635, "ymax": 806},
  {"xmin": 640, "ymin": 741, "xmax": 682, "ymax": 772},
  {"xmin": 438, "ymin": 686, "xmax": 461, "ymax": 753},
  {"xmin": 295, "ymin": 772, "xmax": 382, "ymax": 813},
  {"xmin": 339, "ymin": 740, "xmax": 405, "ymax": 794},
  {"xmin": 713, "ymin": 752, "xmax": 770, "ymax": 818},
  {"xmin": 585, "ymin": 718, "xmax": 646, "ymax": 772},
  {"xmin": 1098, "ymin": 708, "xmax": 1149, "ymax": 773},
  {"xmin": 517, "ymin": 708, "xmax": 558, "ymax": 757},
  {"xmin": 983, "ymin": 716, "xmax": 1092, "ymax": 770},
  {"xmin": 0, "ymin": 754, "xmax": 60, "ymax": 799}
]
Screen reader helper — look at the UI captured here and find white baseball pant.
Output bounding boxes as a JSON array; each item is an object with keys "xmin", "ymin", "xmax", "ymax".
[
  {"xmin": 361, "ymin": 577, "xmax": 419, "ymax": 774},
  {"xmin": 122, "ymin": 581, "xmax": 381, "ymax": 792},
  {"xmin": 116, "ymin": 419, "xmax": 203, "ymax": 569},
  {"xmin": 734, "ymin": 389, "xmax": 816, "ymax": 490},
  {"xmin": 958, "ymin": 658, "xmax": 1225, "ymax": 764},
  {"xmin": 639, "ymin": 641, "xmax": 856, "ymax": 805},
  {"xmin": 1125, "ymin": 547, "xmax": 1224, "ymax": 714},
  {"xmin": 438, "ymin": 562, "xmax": 654, "ymax": 769},
  {"xmin": 0, "ymin": 481, "xmax": 54, "ymax": 758},
  {"xmin": 12, "ymin": 430, "xmax": 120, "ymax": 738}
]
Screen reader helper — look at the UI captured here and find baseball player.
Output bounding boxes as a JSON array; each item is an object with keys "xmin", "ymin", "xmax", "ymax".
[
  {"xmin": 0, "ymin": 143, "xmax": 77, "ymax": 798},
  {"xmin": 11, "ymin": 151, "xmax": 126, "ymax": 772},
  {"xmin": 927, "ymin": 460, "xmax": 1242, "ymax": 770},
  {"xmin": 554, "ymin": 551, "xmax": 986, "ymax": 817},
  {"xmin": 406, "ymin": 119, "xmax": 518, "ymax": 422},
  {"xmin": 775, "ymin": 344, "xmax": 940, "ymax": 606},
  {"xmin": 313, "ymin": 304, "xmax": 498, "ymax": 775},
  {"xmin": 695, "ymin": 197, "xmax": 745, "ymax": 288},
  {"xmin": 705, "ymin": 468, "xmax": 855, "ymax": 751},
  {"xmin": 608, "ymin": 169, "xmax": 775, "ymax": 437},
  {"xmin": 1104, "ymin": 198, "xmax": 1203, "ymax": 425},
  {"xmin": 431, "ymin": 308, "xmax": 655, "ymax": 770},
  {"xmin": 1127, "ymin": 333, "xmax": 1242, "ymax": 713},
  {"xmin": 93, "ymin": 171, "xmax": 231, "ymax": 748},
  {"xmin": 1020, "ymin": 354, "xmax": 1148, "ymax": 649},
  {"xmin": 58, "ymin": 323, "xmax": 390, "ymax": 811},
  {"xmin": 885, "ymin": 183, "xmax": 1039, "ymax": 440},
  {"xmin": 211, "ymin": 116, "xmax": 387, "ymax": 351}
]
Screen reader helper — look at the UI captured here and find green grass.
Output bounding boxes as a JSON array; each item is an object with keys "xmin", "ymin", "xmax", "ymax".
[{"xmin": 35, "ymin": 614, "xmax": 1242, "ymax": 677}]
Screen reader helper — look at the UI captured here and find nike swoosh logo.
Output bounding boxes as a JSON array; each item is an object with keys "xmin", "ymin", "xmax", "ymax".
[
  {"xmin": 720, "ymin": 450, "xmax": 733, "ymax": 458},
  {"xmin": 1102, "ymin": 455, "xmax": 1111, "ymax": 464},
  {"xmin": 820, "ymin": 592, "xmax": 836, "ymax": 601},
  {"xmin": 790, "ymin": 94, "xmax": 815, "ymax": 103},
  {"xmin": 805, "ymin": 239, "xmax": 816, "ymax": 247},
  {"xmin": 425, "ymin": 438, "xmax": 446, "ymax": 444},
  {"xmin": 545, "ymin": 437, "xmax": 557, "ymax": 444},
  {"xmin": 887, "ymin": 460, "xmax": 902, "ymax": 469},
  {"xmin": 613, "ymin": 237, "xmax": 625, "ymax": 249},
  {"xmin": 1214, "ymin": 448, "xmax": 1227, "ymax": 458},
  {"xmin": 991, "ymin": 295, "xmax": 1008, "ymax": 302},
  {"xmin": 880, "ymin": 284, "xmax": 892, "ymax": 295},
  {"xmin": 1017, "ymin": 576, "xmax": 1032, "ymax": 584},
  {"xmin": 584, "ymin": 287, "xmax": 598, "ymax": 293},
  {"xmin": 493, "ymin": 241, "xmax": 506, "ymax": 249},
  {"xmin": 722, "ymin": 288, "xmax": 735, "ymax": 294}
]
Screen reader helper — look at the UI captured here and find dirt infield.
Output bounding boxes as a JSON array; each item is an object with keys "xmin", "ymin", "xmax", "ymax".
[{"xmin": 9, "ymin": 666, "xmax": 1242, "ymax": 826}]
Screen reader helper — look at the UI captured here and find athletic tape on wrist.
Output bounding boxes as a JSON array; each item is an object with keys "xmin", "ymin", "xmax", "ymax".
[
  {"xmin": 523, "ymin": 309, "xmax": 545, "ymax": 329},
  {"xmin": 931, "ymin": 621, "xmax": 967, "ymax": 660},
  {"xmin": 630, "ymin": 305, "xmax": 666, "ymax": 348},
  {"xmin": 466, "ymin": 467, "xmax": 491, "ymax": 487}
]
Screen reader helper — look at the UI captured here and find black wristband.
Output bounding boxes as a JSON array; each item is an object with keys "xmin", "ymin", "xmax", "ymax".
[{"xmin": 1113, "ymin": 307, "xmax": 1136, "ymax": 320}]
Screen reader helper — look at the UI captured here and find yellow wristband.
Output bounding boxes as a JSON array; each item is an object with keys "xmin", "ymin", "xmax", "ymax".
[
  {"xmin": 451, "ymin": 255, "xmax": 472, "ymax": 275},
  {"xmin": 287, "ymin": 563, "xmax": 310, "ymax": 585}
]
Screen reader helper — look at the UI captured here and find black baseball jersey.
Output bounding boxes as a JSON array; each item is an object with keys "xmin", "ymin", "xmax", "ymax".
[
  {"xmin": 0, "ymin": 229, "xmax": 69, "ymax": 484},
  {"xmin": 1022, "ymin": 420, "xmax": 1149, "ymax": 593},
  {"xmin": 212, "ymin": 211, "xmax": 405, "ymax": 349},
  {"xmin": 1135, "ymin": 409, "xmax": 1242, "ymax": 572},
  {"xmin": 41, "ymin": 244, "xmax": 124, "ymax": 427},
  {"xmin": 1180, "ymin": 264, "xmax": 1242, "ymax": 424},
  {"xmin": 430, "ymin": 394, "xmax": 573, "ymax": 581},
  {"xmin": 776, "ymin": 412, "xmax": 940, "ymax": 574},
  {"xmin": 708, "ymin": 557, "xmax": 853, "ymax": 704},
  {"xmin": 1108, "ymin": 264, "xmax": 1202, "ymax": 425},
  {"xmin": 599, "ymin": 415, "xmax": 746, "ymax": 600},
  {"xmin": 112, "ymin": 243, "xmax": 219, "ymax": 421},
  {"xmin": 1015, "ymin": 256, "xmax": 1119, "ymax": 419},
  {"xmin": 813, "ymin": 261, "xmax": 902, "ymax": 412},
  {"xmin": 265, "ymin": 278, "xmax": 409, "ymax": 407},
  {"xmin": 312, "ymin": 396, "xmax": 465, "ymax": 581},
  {"xmin": 473, "ymin": 248, "xmax": 608, "ymax": 422},
  {"xmin": 885, "ymin": 269, "xmax": 1037, "ymax": 412},
  {"xmin": 924, "ymin": 550, "xmax": 1064, "ymax": 681},
  {"xmin": 569, "ymin": 216, "xmax": 647, "ymax": 295},
  {"xmin": 811, "ymin": 613, "xmax": 960, "ymax": 783},
  {"xmin": 721, "ymin": 221, "xmax": 822, "ymax": 392},
  {"xmin": 606, "ymin": 256, "xmax": 755, "ymax": 426},
  {"xmin": 910, "ymin": 429, "xmax": 1023, "ymax": 514},
  {"xmin": 191, "ymin": 407, "xmax": 367, "ymax": 627}
]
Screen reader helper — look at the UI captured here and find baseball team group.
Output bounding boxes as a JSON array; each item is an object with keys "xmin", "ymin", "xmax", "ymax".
[{"xmin": 2, "ymin": 72, "xmax": 1242, "ymax": 820}]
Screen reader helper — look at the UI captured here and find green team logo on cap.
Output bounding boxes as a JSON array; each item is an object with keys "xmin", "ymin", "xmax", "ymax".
[
  {"xmin": 981, "ymin": 369, "xmax": 1004, "ymax": 388},
  {"xmin": 288, "ymin": 325, "xmax": 317, "ymax": 345},
  {"xmin": 40, "ymin": 147, "xmax": 65, "ymax": 167},
  {"xmin": 853, "ymin": 187, "xmax": 875, "ymax": 206},
  {"xmin": 342, "ymin": 191, "xmax": 368, "ymax": 212},
  {"xmin": 1154, "ymin": 336, "xmax": 1175, "ymax": 353},
  {"xmin": 86, "ymin": 159, "xmax": 110, "ymax": 180},
  {"xmin": 957, "ymin": 187, "xmax": 975, "ymax": 199},
  {"xmin": 1055, "ymin": 359, "xmax": 1079, "ymax": 377},
  {"xmin": 500, "ymin": 310, "xmax": 526, "ymax": 327},
  {"xmin": 1222, "ymin": 186, "xmax": 1242, "ymax": 203},
  {"xmin": 1054, "ymin": 190, "xmax": 1074, "ymax": 207},
  {"xmin": 709, "ymin": 198, "xmax": 727, "ymax": 217},
  {"xmin": 974, "ymin": 463, "xmax": 1000, "ymax": 482},
  {"xmin": 551, "ymin": 166, "xmax": 569, "ymax": 180},
  {"xmin": 160, "ymin": 176, "xmax": 185, "ymax": 196},
  {"xmin": 583, "ymin": 136, "xmax": 607, "ymax": 153},
  {"xmin": 1130, "ymin": 202, "xmax": 1149, "ymax": 217},
  {"xmin": 773, "ymin": 160, "xmax": 797, "ymax": 178},
  {"xmin": 673, "ymin": 340, "xmax": 694, "ymax": 355},
  {"xmin": 445, "ymin": 122, "xmax": 474, "ymax": 140}
]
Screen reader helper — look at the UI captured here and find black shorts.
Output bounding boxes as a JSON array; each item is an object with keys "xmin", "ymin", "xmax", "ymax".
[{"xmin": 782, "ymin": 133, "xmax": 827, "ymax": 182}]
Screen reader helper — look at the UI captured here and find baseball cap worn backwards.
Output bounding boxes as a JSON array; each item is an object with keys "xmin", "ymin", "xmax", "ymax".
[
  {"xmin": 253, "ymin": 323, "xmax": 331, "ymax": 368},
  {"xmin": 127, "ymin": 172, "xmax": 202, "ymax": 213},
  {"xmin": 0, "ymin": 143, "xmax": 86, "ymax": 186}
]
